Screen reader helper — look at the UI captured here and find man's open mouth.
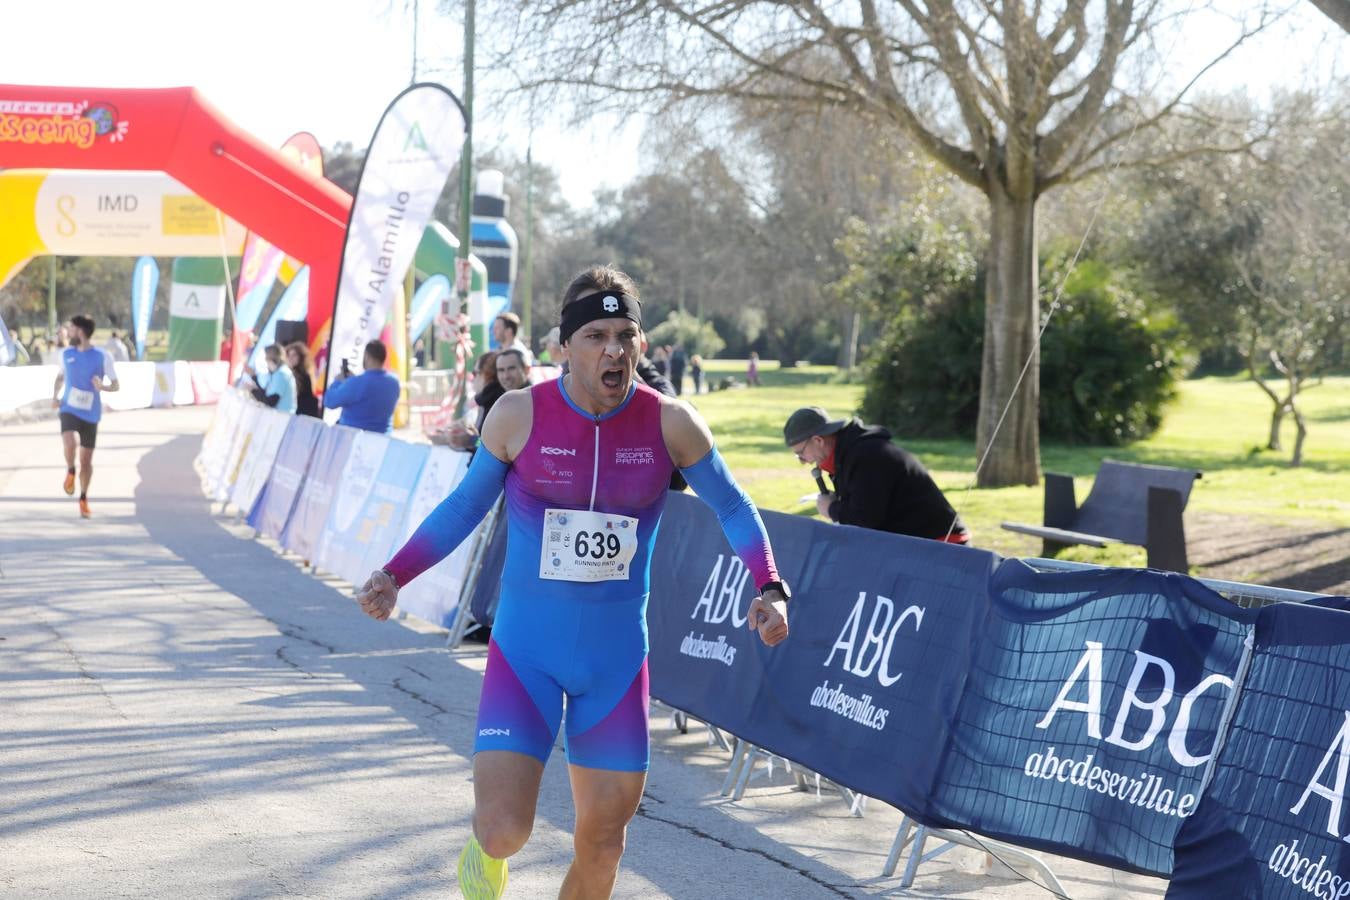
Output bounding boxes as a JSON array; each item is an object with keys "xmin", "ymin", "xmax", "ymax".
[{"xmin": 601, "ymin": 368, "xmax": 623, "ymax": 388}]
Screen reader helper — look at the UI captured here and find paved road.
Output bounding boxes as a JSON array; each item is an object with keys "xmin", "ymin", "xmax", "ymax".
[{"xmin": 0, "ymin": 406, "xmax": 1164, "ymax": 898}]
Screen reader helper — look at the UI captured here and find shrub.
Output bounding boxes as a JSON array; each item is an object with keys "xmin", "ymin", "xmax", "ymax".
[
  {"xmin": 646, "ymin": 310, "xmax": 726, "ymax": 359},
  {"xmin": 1038, "ymin": 259, "xmax": 1190, "ymax": 444},
  {"xmin": 849, "ymin": 232, "xmax": 1188, "ymax": 444}
]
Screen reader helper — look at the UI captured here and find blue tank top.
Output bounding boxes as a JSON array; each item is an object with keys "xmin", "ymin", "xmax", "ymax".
[{"xmin": 59, "ymin": 347, "xmax": 115, "ymax": 423}]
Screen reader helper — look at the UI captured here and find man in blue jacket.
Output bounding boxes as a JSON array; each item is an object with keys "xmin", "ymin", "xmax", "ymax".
[{"xmin": 324, "ymin": 340, "xmax": 400, "ymax": 433}]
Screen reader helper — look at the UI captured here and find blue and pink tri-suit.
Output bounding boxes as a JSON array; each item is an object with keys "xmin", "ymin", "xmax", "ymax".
[{"xmin": 384, "ymin": 379, "xmax": 778, "ymax": 771}]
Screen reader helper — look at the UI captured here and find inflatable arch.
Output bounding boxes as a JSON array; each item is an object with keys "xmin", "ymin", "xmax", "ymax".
[{"xmin": 0, "ymin": 85, "xmax": 350, "ymax": 345}]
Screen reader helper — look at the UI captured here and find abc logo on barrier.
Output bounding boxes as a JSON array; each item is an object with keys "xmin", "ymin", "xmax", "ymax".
[
  {"xmin": 1035, "ymin": 640, "xmax": 1233, "ymax": 768},
  {"xmin": 690, "ymin": 554, "xmax": 753, "ymax": 627},
  {"xmin": 823, "ymin": 592, "xmax": 925, "ymax": 688},
  {"xmin": 1289, "ymin": 713, "xmax": 1350, "ymax": 841}
]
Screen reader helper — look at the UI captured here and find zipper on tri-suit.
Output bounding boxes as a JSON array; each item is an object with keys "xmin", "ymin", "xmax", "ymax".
[{"xmin": 589, "ymin": 417, "xmax": 601, "ymax": 511}]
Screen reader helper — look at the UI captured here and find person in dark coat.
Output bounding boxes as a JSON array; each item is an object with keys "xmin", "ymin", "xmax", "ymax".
[
  {"xmin": 668, "ymin": 344, "xmax": 687, "ymax": 395},
  {"xmin": 783, "ymin": 406, "xmax": 969, "ymax": 543},
  {"xmin": 286, "ymin": 342, "xmax": 320, "ymax": 417}
]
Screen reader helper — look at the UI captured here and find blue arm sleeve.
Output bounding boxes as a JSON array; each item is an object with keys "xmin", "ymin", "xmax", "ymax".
[
  {"xmin": 323, "ymin": 375, "xmax": 354, "ymax": 408},
  {"xmin": 383, "ymin": 448, "xmax": 509, "ymax": 587},
  {"xmin": 681, "ymin": 446, "xmax": 780, "ymax": 589}
]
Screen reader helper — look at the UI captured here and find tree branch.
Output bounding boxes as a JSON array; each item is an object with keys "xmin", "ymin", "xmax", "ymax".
[{"xmin": 1037, "ymin": 0, "xmax": 1134, "ymax": 171}]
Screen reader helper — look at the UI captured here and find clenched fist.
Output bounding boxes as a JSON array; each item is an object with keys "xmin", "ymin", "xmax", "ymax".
[
  {"xmin": 357, "ymin": 569, "xmax": 399, "ymax": 621},
  {"xmin": 747, "ymin": 594, "xmax": 789, "ymax": 647}
]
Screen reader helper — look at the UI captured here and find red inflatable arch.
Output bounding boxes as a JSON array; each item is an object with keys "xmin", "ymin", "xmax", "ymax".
[{"xmin": 0, "ymin": 84, "xmax": 350, "ymax": 345}]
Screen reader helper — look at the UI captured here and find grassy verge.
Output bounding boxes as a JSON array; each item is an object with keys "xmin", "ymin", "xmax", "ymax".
[{"xmin": 688, "ymin": 360, "xmax": 1350, "ymax": 566}]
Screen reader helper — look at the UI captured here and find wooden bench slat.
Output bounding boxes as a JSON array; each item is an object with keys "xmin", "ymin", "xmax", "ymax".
[{"xmin": 1000, "ymin": 522, "xmax": 1114, "ymax": 548}]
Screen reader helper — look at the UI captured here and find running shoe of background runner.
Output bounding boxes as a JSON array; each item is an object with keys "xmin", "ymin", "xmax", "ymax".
[{"xmin": 63, "ymin": 471, "xmax": 75, "ymax": 495}]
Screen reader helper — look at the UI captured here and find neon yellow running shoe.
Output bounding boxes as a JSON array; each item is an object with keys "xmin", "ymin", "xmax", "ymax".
[{"xmin": 458, "ymin": 834, "xmax": 508, "ymax": 899}]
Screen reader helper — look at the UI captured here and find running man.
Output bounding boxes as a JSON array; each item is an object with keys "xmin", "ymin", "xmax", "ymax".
[
  {"xmin": 51, "ymin": 315, "xmax": 120, "ymax": 518},
  {"xmin": 357, "ymin": 266, "xmax": 791, "ymax": 899}
]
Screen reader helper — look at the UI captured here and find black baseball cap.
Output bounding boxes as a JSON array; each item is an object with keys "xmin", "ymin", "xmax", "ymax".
[{"xmin": 784, "ymin": 407, "xmax": 847, "ymax": 447}]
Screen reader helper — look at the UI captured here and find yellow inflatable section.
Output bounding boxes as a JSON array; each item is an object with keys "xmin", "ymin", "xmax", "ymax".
[{"xmin": 0, "ymin": 171, "xmax": 46, "ymax": 285}]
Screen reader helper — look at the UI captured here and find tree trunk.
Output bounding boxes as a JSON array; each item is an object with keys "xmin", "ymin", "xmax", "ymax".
[
  {"xmin": 1290, "ymin": 402, "xmax": 1307, "ymax": 467},
  {"xmin": 837, "ymin": 309, "xmax": 860, "ymax": 369},
  {"xmin": 1267, "ymin": 405, "xmax": 1285, "ymax": 451},
  {"xmin": 976, "ymin": 184, "xmax": 1041, "ymax": 487}
]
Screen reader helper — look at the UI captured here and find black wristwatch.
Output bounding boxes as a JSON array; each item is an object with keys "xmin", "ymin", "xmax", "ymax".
[{"xmin": 759, "ymin": 580, "xmax": 791, "ymax": 602}]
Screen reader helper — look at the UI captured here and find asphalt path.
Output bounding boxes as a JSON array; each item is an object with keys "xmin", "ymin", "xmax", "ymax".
[{"xmin": 0, "ymin": 406, "xmax": 1165, "ymax": 898}]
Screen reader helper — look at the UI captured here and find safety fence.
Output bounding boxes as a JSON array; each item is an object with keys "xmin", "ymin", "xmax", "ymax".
[
  {"xmin": 198, "ymin": 388, "xmax": 484, "ymax": 629},
  {"xmin": 1, "ymin": 360, "xmax": 229, "ymax": 420},
  {"xmin": 200, "ymin": 387, "xmax": 1349, "ymax": 897}
]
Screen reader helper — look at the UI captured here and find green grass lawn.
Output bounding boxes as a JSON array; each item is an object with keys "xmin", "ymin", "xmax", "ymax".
[{"xmin": 690, "ymin": 360, "xmax": 1350, "ymax": 566}]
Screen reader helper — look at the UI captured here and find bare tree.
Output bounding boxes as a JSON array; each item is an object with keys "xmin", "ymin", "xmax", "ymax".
[
  {"xmin": 1131, "ymin": 87, "xmax": 1349, "ymax": 467},
  {"xmin": 486, "ymin": 0, "xmax": 1275, "ymax": 485},
  {"xmin": 1230, "ymin": 147, "xmax": 1350, "ymax": 466}
]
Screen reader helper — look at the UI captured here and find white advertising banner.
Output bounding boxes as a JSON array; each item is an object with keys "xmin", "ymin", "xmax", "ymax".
[
  {"xmin": 324, "ymin": 83, "xmax": 465, "ymax": 387},
  {"xmin": 170, "ymin": 281, "xmax": 226, "ymax": 321},
  {"xmin": 230, "ymin": 407, "xmax": 291, "ymax": 517},
  {"xmin": 215, "ymin": 401, "xmax": 263, "ymax": 503},
  {"xmin": 104, "ymin": 361, "xmax": 155, "ymax": 411},
  {"xmin": 198, "ymin": 388, "xmax": 245, "ymax": 493},
  {"xmin": 394, "ymin": 446, "xmax": 478, "ymax": 628},
  {"xmin": 0, "ymin": 365, "xmax": 57, "ymax": 414}
]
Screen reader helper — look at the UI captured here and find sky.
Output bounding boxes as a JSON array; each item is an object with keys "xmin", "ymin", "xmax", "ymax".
[{"xmin": 2, "ymin": 0, "xmax": 1344, "ymax": 209}]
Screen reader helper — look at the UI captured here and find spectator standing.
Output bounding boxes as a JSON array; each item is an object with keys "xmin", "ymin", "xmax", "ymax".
[
  {"xmin": 542, "ymin": 326, "xmax": 563, "ymax": 368},
  {"xmin": 437, "ymin": 350, "xmax": 506, "ymax": 451},
  {"xmin": 747, "ymin": 350, "xmax": 761, "ymax": 386},
  {"xmin": 690, "ymin": 355, "xmax": 704, "ymax": 394},
  {"xmin": 784, "ymin": 406, "xmax": 969, "ymax": 543},
  {"xmin": 669, "ymin": 344, "xmax": 688, "ymax": 395},
  {"xmin": 104, "ymin": 330, "xmax": 130, "ymax": 362},
  {"xmin": 248, "ymin": 344, "xmax": 298, "ymax": 414},
  {"xmin": 650, "ymin": 345, "xmax": 669, "ymax": 377},
  {"xmin": 287, "ymin": 342, "xmax": 320, "ymax": 417},
  {"xmin": 492, "ymin": 311, "xmax": 532, "ymax": 363},
  {"xmin": 323, "ymin": 340, "xmax": 401, "ymax": 434}
]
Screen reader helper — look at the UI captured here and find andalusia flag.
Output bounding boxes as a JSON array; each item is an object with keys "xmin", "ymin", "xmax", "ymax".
[{"xmin": 167, "ymin": 257, "xmax": 230, "ymax": 361}]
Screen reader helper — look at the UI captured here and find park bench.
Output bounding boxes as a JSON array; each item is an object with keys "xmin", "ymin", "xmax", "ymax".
[{"xmin": 1000, "ymin": 459, "xmax": 1202, "ymax": 573}]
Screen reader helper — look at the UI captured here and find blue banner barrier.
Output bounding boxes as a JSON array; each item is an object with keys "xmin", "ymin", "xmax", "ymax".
[
  {"xmin": 930, "ymin": 561, "xmax": 1256, "ymax": 876},
  {"xmin": 1170, "ymin": 601, "xmax": 1350, "ymax": 899},
  {"xmin": 248, "ymin": 415, "xmax": 325, "ymax": 539},
  {"xmin": 648, "ymin": 491, "xmax": 997, "ymax": 817},
  {"xmin": 396, "ymin": 448, "xmax": 474, "ymax": 628},
  {"xmin": 350, "ymin": 441, "xmax": 431, "ymax": 586},
  {"xmin": 315, "ymin": 432, "xmax": 392, "ymax": 580},
  {"xmin": 281, "ymin": 425, "xmax": 355, "ymax": 562}
]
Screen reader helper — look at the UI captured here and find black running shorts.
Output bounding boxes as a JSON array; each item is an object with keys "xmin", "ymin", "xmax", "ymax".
[{"xmin": 59, "ymin": 413, "xmax": 98, "ymax": 449}]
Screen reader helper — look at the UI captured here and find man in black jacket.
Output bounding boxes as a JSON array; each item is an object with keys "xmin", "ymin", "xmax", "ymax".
[{"xmin": 784, "ymin": 406, "xmax": 969, "ymax": 543}]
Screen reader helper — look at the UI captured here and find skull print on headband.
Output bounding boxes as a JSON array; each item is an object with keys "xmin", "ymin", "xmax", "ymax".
[{"xmin": 559, "ymin": 291, "xmax": 643, "ymax": 344}]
